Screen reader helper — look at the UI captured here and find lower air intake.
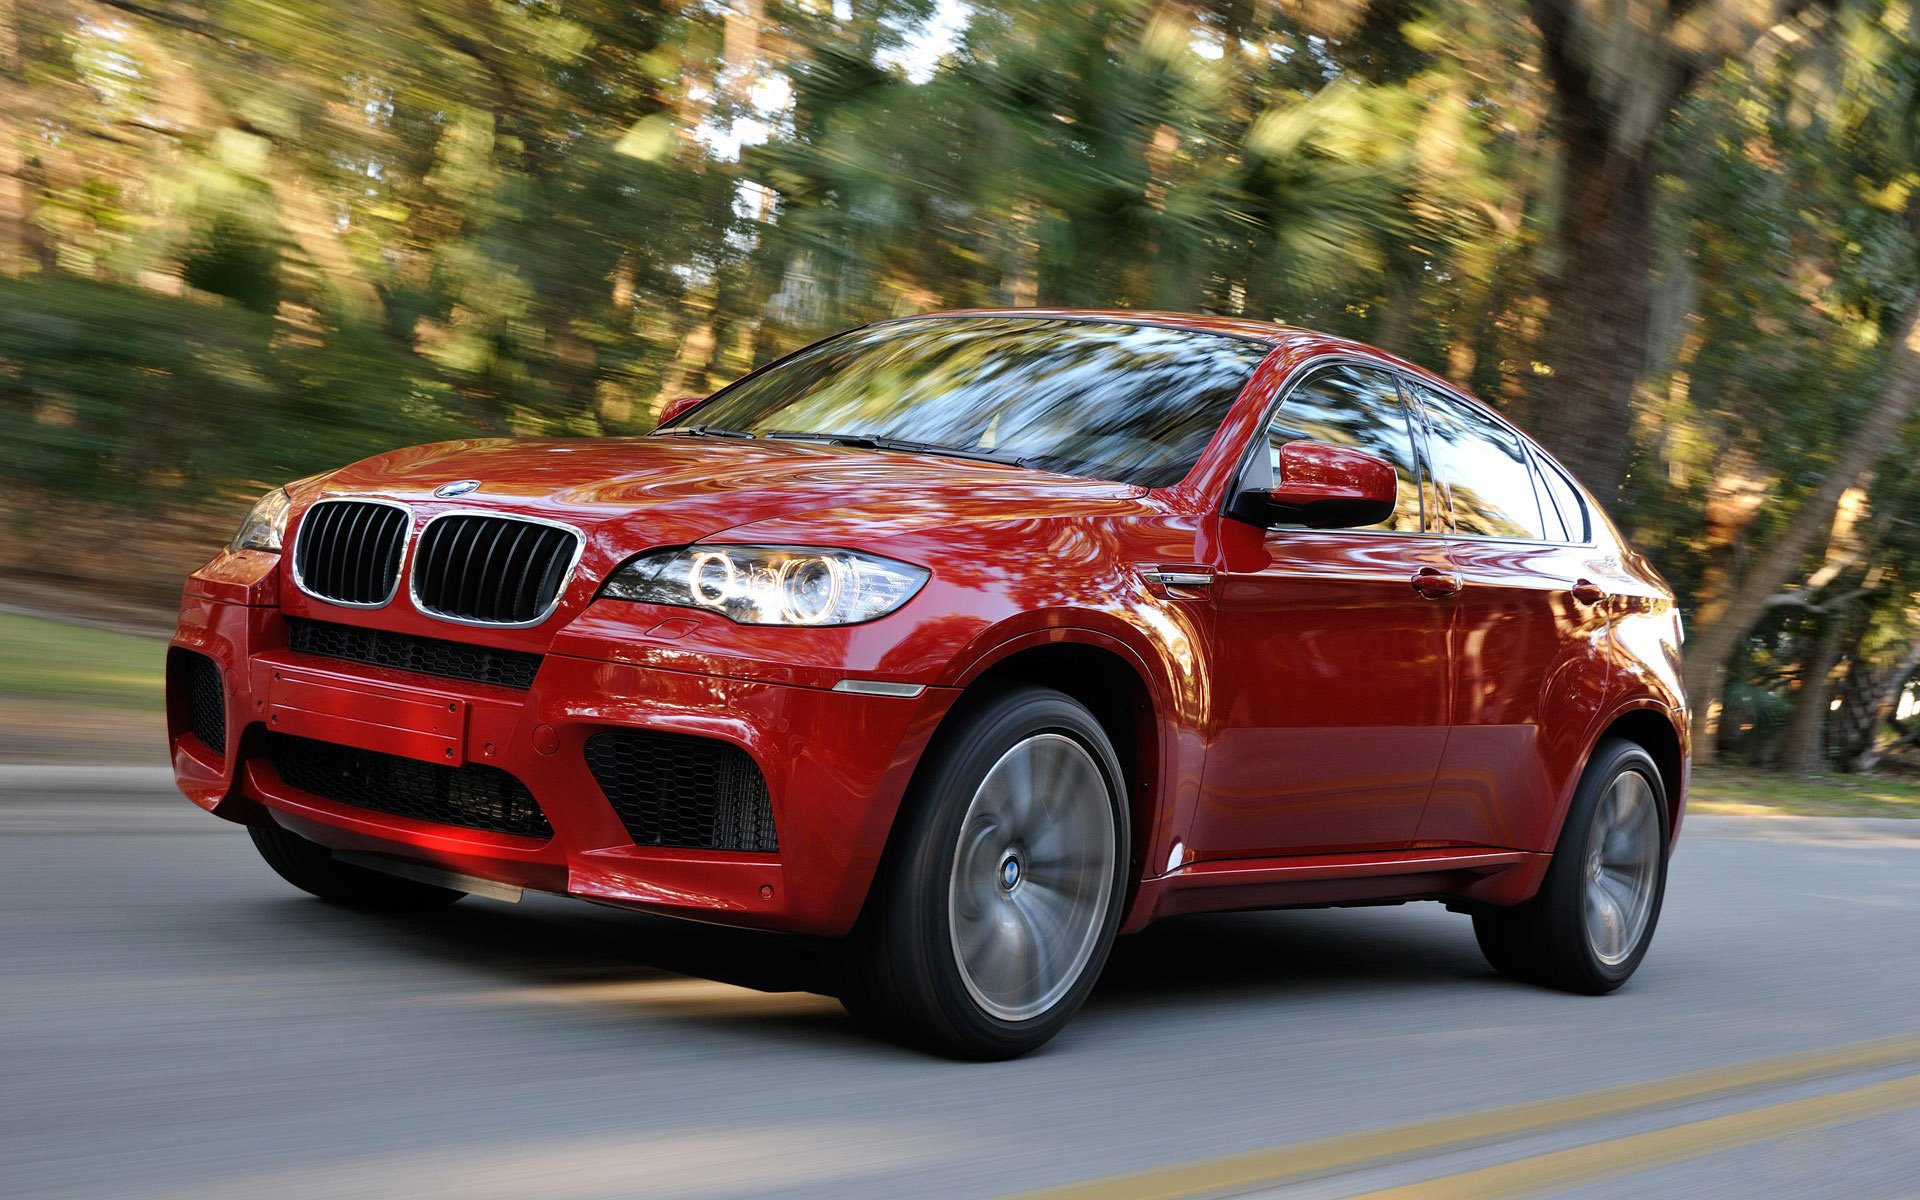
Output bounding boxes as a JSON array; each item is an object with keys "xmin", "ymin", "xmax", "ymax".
[
  {"xmin": 266, "ymin": 733, "xmax": 552, "ymax": 839},
  {"xmin": 287, "ymin": 618, "xmax": 543, "ymax": 690},
  {"xmin": 181, "ymin": 651, "xmax": 227, "ymax": 754},
  {"xmin": 584, "ymin": 730, "xmax": 778, "ymax": 853}
]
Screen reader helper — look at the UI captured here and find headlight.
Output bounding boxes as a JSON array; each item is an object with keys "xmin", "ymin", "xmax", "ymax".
[
  {"xmin": 229, "ymin": 487, "xmax": 292, "ymax": 553},
  {"xmin": 601, "ymin": 546, "xmax": 929, "ymax": 626}
]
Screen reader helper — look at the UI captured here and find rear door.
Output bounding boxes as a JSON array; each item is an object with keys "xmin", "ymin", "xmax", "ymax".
[
  {"xmin": 1406, "ymin": 380, "xmax": 1612, "ymax": 851},
  {"xmin": 1195, "ymin": 362, "xmax": 1454, "ymax": 858}
]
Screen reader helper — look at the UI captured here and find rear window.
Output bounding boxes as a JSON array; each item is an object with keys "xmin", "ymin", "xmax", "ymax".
[
  {"xmin": 1533, "ymin": 453, "xmax": 1590, "ymax": 543},
  {"xmin": 671, "ymin": 317, "xmax": 1269, "ymax": 488},
  {"xmin": 1409, "ymin": 382, "xmax": 1548, "ymax": 540}
]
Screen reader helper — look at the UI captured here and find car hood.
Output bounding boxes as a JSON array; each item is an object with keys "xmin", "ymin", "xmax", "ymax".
[{"xmin": 306, "ymin": 435, "xmax": 1139, "ymax": 553}]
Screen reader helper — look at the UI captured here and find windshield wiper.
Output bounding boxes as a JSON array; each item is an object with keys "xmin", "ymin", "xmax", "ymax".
[
  {"xmin": 762, "ymin": 430, "xmax": 1021, "ymax": 466},
  {"xmin": 665, "ymin": 424, "xmax": 755, "ymax": 440}
]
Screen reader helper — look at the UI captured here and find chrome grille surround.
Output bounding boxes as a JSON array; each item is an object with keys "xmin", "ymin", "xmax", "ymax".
[
  {"xmin": 407, "ymin": 509, "xmax": 585, "ymax": 629},
  {"xmin": 289, "ymin": 498, "xmax": 414, "ymax": 609}
]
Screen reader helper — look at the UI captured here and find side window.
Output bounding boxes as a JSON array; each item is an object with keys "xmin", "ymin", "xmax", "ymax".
[
  {"xmin": 1532, "ymin": 452, "xmax": 1590, "ymax": 543},
  {"xmin": 1410, "ymin": 382, "xmax": 1547, "ymax": 540},
  {"xmin": 1254, "ymin": 365, "xmax": 1424, "ymax": 532},
  {"xmin": 1532, "ymin": 463, "xmax": 1569, "ymax": 542}
]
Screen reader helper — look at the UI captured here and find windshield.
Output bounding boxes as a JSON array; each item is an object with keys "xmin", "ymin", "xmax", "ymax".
[{"xmin": 662, "ymin": 317, "xmax": 1270, "ymax": 488}]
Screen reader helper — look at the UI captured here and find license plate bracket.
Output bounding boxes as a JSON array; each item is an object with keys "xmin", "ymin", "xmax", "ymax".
[{"xmin": 266, "ymin": 667, "xmax": 469, "ymax": 766}]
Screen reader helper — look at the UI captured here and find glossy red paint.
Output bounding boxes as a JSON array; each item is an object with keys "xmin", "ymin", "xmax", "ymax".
[
  {"xmin": 1198, "ymin": 520, "xmax": 1455, "ymax": 858},
  {"xmin": 165, "ymin": 310, "xmax": 1688, "ymax": 942},
  {"xmin": 1264, "ymin": 440, "xmax": 1398, "ymax": 518},
  {"xmin": 654, "ymin": 394, "xmax": 706, "ymax": 427}
]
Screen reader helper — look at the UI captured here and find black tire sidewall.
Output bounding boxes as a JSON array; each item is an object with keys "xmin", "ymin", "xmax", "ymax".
[
  {"xmin": 859, "ymin": 687, "xmax": 1130, "ymax": 1059},
  {"xmin": 1542, "ymin": 739, "xmax": 1671, "ymax": 991}
]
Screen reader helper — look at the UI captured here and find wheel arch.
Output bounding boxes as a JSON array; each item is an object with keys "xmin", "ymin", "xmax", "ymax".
[
  {"xmin": 954, "ymin": 638, "xmax": 1161, "ymax": 876},
  {"xmin": 1598, "ymin": 706, "xmax": 1689, "ymax": 847},
  {"xmin": 869, "ymin": 628, "xmax": 1176, "ymax": 912},
  {"xmin": 1566, "ymin": 701, "xmax": 1689, "ymax": 853}
]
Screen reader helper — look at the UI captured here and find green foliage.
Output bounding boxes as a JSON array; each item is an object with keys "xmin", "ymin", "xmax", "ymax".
[
  {"xmin": 0, "ymin": 277, "xmax": 470, "ymax": 498},
  {"xmin": 180, "ymin": 213, "xmax": 283, "ymax": 314},
  {"xmin": 0, "ymin": 0, "xmax": 1527, "ymax": 504}
]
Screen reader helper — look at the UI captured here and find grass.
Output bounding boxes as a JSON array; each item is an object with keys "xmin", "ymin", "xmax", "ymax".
[
  {"xmin": 1689, "ymin": 764, "xmax": 1920, "ymax": 818},
  {"xmin": 0, "ymin": 610, "xmax": 165, "ymax": 711}
]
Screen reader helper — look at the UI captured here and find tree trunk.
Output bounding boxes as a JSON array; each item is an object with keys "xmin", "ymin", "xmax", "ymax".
[
  {"xmin": 1528, "ymin": 113, "xmax": 1658, "ymax": 498},
  {"xmin": 1838, "ymin": 640, "xmax": 1920, "ymax": 773},
  {"xmin": 0, "ymin": 0, "xmax": 37, "ymax": 275},
  {"xmin": 1522, "ymin": 0, "xmax": 1815, "ymax": 496},
  {"xmin": 1775, "ymin": 617, "xmax": 1846, "ymax": 772},
  {"xmin": 1521, "ymin": 0, "xmax": 1677, "ymax": 500},
  {"xmin": 1831, "ymin": 659, "xmax": 1887, "ymax": 767},
  {"xmin": 1684, "ymin": 295, "xmax": 1920, "ymax": 764},
  {"xmin": 1373, "ymin": 268, "xmax": 1417, "ymax": 358}
]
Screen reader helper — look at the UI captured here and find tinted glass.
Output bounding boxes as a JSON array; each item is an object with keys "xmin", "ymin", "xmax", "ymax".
[
  {"xmin": 672, "ymin": 317, "xmax": 1269, "ymax": 488},
  {"xmin": 1533, "ymin": 464, "xmax": 1569, "ymax": 541},
  {"xmin": 1534, "ymin": 454, "xmax": 1589, "ymax": 543},
  {"xmin": 1257, "ymin": 365, "xmax": 1423, "ymax": 532},
  {"xmin": 1410, "ymin": 382, "xmax": 1547, "ymax": 540}
]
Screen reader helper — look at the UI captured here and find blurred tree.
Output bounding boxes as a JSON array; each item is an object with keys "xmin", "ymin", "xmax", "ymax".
[
  {"xmin": 1523, "ymin": 0, "xmax": 1829, "ymax": 497},
  {"xmin": 1663, "ymin": 3, "xmax": 1920, "ymax": 762}
]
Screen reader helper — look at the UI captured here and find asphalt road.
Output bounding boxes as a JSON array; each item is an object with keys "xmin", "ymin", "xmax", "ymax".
[{"xmin": 6, "ymin": 792, "xmax": 1920, "ymax": 1200}]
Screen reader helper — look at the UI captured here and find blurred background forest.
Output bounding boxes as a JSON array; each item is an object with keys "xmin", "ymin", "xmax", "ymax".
[{"xmin": 4, "ymin": 0, "xmax": 1920, "ymax": 774}]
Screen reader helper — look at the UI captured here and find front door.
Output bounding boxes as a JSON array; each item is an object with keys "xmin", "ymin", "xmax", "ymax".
[{"xmin": 1193, "ymin": 363, "xmax": 1454, "ymax": 859}]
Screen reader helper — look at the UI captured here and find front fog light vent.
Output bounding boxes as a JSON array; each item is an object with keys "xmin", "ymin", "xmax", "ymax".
[
  {"xmin": 584, "ymin": 730, "xmax": 777, "ymax": 854},
  {"xmin": 179, "ymin": 651, "xmax": 227, "ymax": 754}
]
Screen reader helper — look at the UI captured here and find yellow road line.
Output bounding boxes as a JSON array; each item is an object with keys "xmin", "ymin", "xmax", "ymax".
[
  {"xmin": 1350, "ymin": 1069, "xmax": 1920, "ymax": 1200},
  {"xmin": 1003, "ymin": 1033, "xmax": 1920, "ymax": 1200}
]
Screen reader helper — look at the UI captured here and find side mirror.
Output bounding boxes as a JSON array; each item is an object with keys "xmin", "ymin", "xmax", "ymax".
[
  {"xmin": 1233, "ymin": 440, "xmax": 1398, "ymax": 529},
  {"xmin": 655, "ymin": 394, "xmax": 707, "ymax": 429}
]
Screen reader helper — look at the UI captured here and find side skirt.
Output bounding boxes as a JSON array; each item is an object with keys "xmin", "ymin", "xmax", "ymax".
[{"xmin": 1120, "ymin": 847, "xmax": 1551, "ymax": 932}]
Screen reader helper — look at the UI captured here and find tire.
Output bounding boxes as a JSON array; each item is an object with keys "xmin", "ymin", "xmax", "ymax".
[
  {"xmin": 840, "ymin": 687, "xmax": 1130, "ymax": 1060},
  {"xmin": 249, "ymin": 820, "xmax": 465, "ymax": 912},
  {"xmin": 1473, "ymin": 738, "xmax": 1670, "ymax": 994}
]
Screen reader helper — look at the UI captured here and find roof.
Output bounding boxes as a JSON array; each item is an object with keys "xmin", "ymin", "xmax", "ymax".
[{"xmin": 893, "ymin": 307, "xmax": 1311, "ymax": 345}]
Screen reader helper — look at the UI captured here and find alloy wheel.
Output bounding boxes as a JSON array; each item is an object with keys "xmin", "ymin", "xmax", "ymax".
[
  {"xmin": 1583, "ymin": 769, "xmax": 1661, "ymax": 967},
  {"xmin": 946, "ymin": 733, "xmax": 1117, "ymax": 1022}
]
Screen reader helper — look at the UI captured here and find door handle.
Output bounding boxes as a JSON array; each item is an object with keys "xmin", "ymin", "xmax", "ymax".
[
  {"xmin": 1410, "ymin": 567, "xmax": 1463, "ymax": 599},
  {"xmin": 1137, "ymin": 565, "xmax": 1213, "ymax": 596},
  {"xmin": 1571, "ymin": 579, "xmax": 1608, "ymax": 606}
]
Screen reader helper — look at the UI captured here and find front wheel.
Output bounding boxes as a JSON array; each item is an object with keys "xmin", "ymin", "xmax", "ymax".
[
  {"xmin": 841, "ymin": 687, "xmax": 1129, "ymax": 1059},
  {"xmin": 1474, "ymin": 738, "xmax": 1670, "ymax": 993}
]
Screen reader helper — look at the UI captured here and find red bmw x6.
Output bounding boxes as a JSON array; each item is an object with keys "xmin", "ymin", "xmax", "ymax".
[{"xmin": 168, "ymin": 310, "xmax": 1687, "ymax": 1058}]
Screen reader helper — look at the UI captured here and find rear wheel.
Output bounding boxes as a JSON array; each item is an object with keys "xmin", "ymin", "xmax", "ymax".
[
  {"xmin": 841, "ymin": 687, "xmax": 1128, "ymax": 1059},
  {"xmin": 1473, "ymin": 738, "xmax": 1669, "ymax": 993},
  {"xmin": 248, "ymin": 820, "xmax": 464, "ymax": 912}
]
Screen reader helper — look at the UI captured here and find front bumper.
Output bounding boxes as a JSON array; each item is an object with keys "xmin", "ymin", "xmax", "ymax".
[{"xmin": 168, "ymin": 589, "xmax": 956, "ymax": 937}]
